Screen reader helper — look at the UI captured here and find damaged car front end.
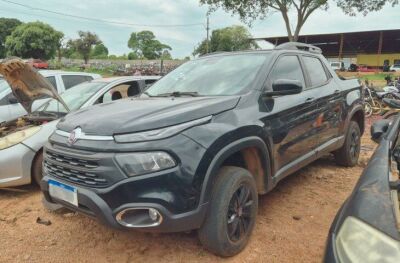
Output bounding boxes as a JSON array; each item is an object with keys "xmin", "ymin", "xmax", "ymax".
[
  {"xmin": 324, "ymin": 117, "xmax": 400, "ymax": 262},
  {"xmin": 0, "ymin": 58, "xmax": 69, "ymax": 187}
]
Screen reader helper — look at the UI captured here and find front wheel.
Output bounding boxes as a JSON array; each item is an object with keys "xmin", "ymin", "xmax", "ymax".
[
  {"xmin": 32, "ymin": 151, "xmax": 43, "ymax": 185},
  {"xmin": 198, "ymin": 166, "xmax": 258, "ymax": 257}
]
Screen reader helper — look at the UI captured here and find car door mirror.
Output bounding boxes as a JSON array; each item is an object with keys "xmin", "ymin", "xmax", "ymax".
[
  {"xmin": 264, "ymin": 79, "xmax": 303, "ymax": 97},
  {"xmin": 371, "ymin": 119, "xmax": 391, "ymax": 143},
  {"xmin": 8, "ymin": 94, "xmax": 18, "ymax": 104}
]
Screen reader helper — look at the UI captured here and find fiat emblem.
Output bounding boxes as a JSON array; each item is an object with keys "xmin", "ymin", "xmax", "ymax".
[{"xmin": 68, "ymin": 127, "xmax": 82, "ymax": 145}]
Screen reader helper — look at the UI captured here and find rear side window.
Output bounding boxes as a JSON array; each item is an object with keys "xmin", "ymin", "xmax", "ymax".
[
  {"xmin": 62, "ymin": 75, "xmax": 91, "ymax": 90},
  {"xmin": 302, "ymin": 56, "xmax": 329, "ymax": 87},
  {"xmin": 46, "ymin": 76, "xmax": 57, "ymax": 90},
  {"xmin": 269, "ymin": 55, "xmax": 305, "ymax": 85}
]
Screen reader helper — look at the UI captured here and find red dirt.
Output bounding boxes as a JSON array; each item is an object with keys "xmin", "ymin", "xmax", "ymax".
[{"xmin": 0, "ymin": 129, "xmax": 376, "ymax": 263}]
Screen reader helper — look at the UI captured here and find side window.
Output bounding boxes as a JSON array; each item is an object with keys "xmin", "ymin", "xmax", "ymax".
[
  {"xmin": 302, "ymin": 56, "xmax": 329, "ymax": 87},
  {"xmin": 0, "ymin": 92, "xmax": 12, "ymax": 105},
  {"xmin": 269, "ymin": 56, "xmax": 305, "ymax": 87},
  {"xmin": 46, "ymin": 76, "xmax": 57, "ymax": 90},
  {"xmin": 85, "ymin": 76, "xmax": 94, "ymax": 82},
  {"xmin": 145, "ymin": 79, "xmax": 157, "ymax": 88},
  {"xmin": 99, "ymin": 81, "xmax": 141, "ymax": 104},
  {"xmin": 62, "ymin": 75, "xmax": 90, "ymax": 90}
]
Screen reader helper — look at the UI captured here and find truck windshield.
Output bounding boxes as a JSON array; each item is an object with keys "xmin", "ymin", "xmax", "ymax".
[
  {"xmin": 144, "ymin": 53, "xmax": 270, "ymax": 96},
  {"xmin": 38, "ymin": 81, "xmax": 107, "ymax": 113}
]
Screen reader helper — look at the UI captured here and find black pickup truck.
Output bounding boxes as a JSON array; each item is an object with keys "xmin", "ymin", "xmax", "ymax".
[{"xmin": 40, "ymin": 42, "xmax": 364, "ymax": 257}]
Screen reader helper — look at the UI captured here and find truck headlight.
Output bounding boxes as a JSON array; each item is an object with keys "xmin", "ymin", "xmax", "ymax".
[
  {"xmin": 114, "ymin": 116, "xmax": 211, "ymax": 143},
  {"xmin": 0, "ymin": 126, "xmax": 41, "ymax": 150},
  {"xmin": 336, "ymin": 216, "xmax": 400, "ymax": 263},
  {"xmin": 115, "ymin": 152, "xmax": 176, "ymax": 176}
]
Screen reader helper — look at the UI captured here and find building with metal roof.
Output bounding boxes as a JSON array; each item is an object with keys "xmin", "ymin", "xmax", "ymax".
[{"xmin": 253, "ymin": 29, "xmax": 400, "ymax": 68}]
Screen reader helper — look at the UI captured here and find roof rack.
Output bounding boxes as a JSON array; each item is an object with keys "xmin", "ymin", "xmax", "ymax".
[{"xmin": 274, "ymin": 42, "xmax": 322, "ymax": 54}]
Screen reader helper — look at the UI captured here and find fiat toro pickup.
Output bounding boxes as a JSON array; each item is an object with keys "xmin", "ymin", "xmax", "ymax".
[{"xmin": 40, "ymin": 42, "xmax": 364, "ymax": 257}]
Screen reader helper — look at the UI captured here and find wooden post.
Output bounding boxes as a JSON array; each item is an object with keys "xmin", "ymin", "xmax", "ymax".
[
  {"xmin": 338, "ymin": 34, "xmax": 344, "ymax": 61},
  {"xmin": 378, "ymin": 31, "xmax": 383, "ymax": 68}
]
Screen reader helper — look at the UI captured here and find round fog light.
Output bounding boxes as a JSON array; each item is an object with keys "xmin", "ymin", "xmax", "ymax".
[{"xmin": 149, "ymin": 208, "xmax": 159, "ymax": 221}]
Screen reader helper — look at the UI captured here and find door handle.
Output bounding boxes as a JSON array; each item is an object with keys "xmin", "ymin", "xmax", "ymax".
[
  {"xmin": 306, "ymin": 97, "xmax": 315, "ymax": 102},
  {"xmin": 334, "ymin": 89, "xmax": 340, "ymax": 94}
]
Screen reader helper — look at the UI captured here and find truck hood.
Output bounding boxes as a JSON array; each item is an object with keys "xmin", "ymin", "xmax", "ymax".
[
  {"xmin": 57, "ymin": 96, "xmax": 240, "ymax": 136},
  {"xmin": 0, "ymin": 58, "xmax": 68, "ymax": 113}
]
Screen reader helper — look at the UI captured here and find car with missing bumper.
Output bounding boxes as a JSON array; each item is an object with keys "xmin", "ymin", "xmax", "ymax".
[
  {"xmin": 324, "ymin": 118, "xmax": 400, "ymax": 262},
  {"xmin": 41, "ymin": 42, "xmax": 364, "ymax": 256},
  {"xmin": 0, "ymin": 58, "xmax": 159, "ymax": 188}
]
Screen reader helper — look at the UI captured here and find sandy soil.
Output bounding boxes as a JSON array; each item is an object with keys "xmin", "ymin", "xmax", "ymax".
[{"xmin": 0, "ymin": 123, "xmax": 377, "ymax": 263}]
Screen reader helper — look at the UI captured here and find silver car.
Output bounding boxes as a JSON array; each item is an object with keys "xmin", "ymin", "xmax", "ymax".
[
  {"xmin": 0, "ymin": 70, "xmax": 101, "ymax": 123},
  {"xmin": 0, "ymin": 59, "xmax": 159, "ymax": 187}
]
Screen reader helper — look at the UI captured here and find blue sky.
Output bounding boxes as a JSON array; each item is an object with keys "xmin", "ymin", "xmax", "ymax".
[{"xmin": 1, "ymin": 0, "xmax": 399, "ymax": 58}]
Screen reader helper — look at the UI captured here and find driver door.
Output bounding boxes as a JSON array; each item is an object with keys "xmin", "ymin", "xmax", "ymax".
[{"xmin": 262, "ymin": 55, "xmax": 322, "ymax": 171}]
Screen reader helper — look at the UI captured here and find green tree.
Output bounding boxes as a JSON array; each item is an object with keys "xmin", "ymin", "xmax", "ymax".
[
  {"xmin": 161, "ymin": 50, "xmax": 172, "ymax": 60},
  {"xmin": 193, "ymin": 25, "xmax": 258, "ymax": 56},
  {"xmin": 91, "ymin": 43, "xmax": 109, "ymax": 59},
  {"xmin": 69, "ymin": 31, "xmax": 100, "ymax": 64},
  {"xmin": 200, "ymin": 0, "xmax": 398, "ymax": 42},
  {"xmin": 337, "ymin": 0, "xmax": 399, "ymax": 15},
  {"xmin": 128, "ymin": 31, "xmax": 172, "ymax": 59},
  {"xmin": 128, "ymin": 52, "xmax": 139, "ymax": 60},
  {"xmin": 5, "ymin": 21, "xmax": 63, "ymax": 60},
  {"xmin": 0, "ymin": 18, "xmax": 22, "ymax": 58}
]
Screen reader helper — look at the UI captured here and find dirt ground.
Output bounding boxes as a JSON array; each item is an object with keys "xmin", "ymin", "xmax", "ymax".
[{"xmin": 0, "ymin": 120, "xmax": 377, "ymax": 263}]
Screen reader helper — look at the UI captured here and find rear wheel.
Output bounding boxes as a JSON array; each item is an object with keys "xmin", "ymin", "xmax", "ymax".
[
  {"xmin": 334, "ymin": 121, "xmax": 361, "ymax": 167},
  {"xmin": 32, "ymin": 151, "xmax": 43, "ymax": 186},
  {"xmin": 371, "ymin": 99, "xmax": 383, "ymax": 115},
  {"xmin": 364, "ymin": 102, "xmax": 372, "ymax": 117},
  {"xmin": 198, "ymin": 166, "xmax": 258, "ymax": 257}
]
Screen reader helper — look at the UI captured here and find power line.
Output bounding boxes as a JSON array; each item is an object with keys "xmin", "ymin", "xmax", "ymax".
[{"xmin": 0, "ymin": 0, "xmax": 205, "ymax": 28}]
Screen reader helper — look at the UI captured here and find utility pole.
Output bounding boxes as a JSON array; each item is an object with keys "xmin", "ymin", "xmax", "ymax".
[{"xmin": 206, "ymin": 14, "xmax": 210, "ymax": 54}]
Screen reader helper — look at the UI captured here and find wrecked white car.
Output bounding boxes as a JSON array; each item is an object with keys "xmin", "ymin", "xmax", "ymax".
[{"xmin": 0, "ymin": 58, "xmax": 159, "ymax": 187}]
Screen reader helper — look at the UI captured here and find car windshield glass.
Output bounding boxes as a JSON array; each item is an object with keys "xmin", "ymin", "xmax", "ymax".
[
  {"xmin": 38, "ymin": 81, "xmax": 107, "ymax": 113},
  {"xmin": 144, "ymin": 53, "xmax": 270, "ymax": 96},
  {"xmin": 0, "ymin": 79, "xmax": 10, "ymax": 93}
]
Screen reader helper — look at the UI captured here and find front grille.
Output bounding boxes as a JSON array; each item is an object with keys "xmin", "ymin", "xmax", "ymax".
[
  {"xmin": 44, "ymin": 150, "xmax": 109, "ymax": 188},
  {"xmin": 46, "ymin": 151, "xmax": 98, "ymax": 168}
]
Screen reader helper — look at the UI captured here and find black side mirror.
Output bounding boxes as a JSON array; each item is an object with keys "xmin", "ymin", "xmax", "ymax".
[
  {"xmin": 371, "ymin": 119, "xmax": 391, "ymax": 143},
  {"xmin": 8, "ymin": 95, "xmax": 18, "ymax": 104},
  {"xmin": 264, "ymin": 79, "xmax": 303, "ymax": 97}
]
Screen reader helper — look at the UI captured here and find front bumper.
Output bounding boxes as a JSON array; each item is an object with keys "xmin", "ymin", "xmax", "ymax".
[
  {"xmin": 41, "ymin": 176, "xmax": 208, "ymax": 232},
  {"xmin": 41, "ymin": 133, "xmax": 209, "ymax": 232},
  {"xmin": 0, "ymin": 143, "xmax": 35, "ymax": 187}
]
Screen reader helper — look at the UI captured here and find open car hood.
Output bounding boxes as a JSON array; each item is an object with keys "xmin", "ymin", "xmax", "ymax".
[{"xmin": 0, "ymin": 58, "xmax": 69, "ymax": 113}]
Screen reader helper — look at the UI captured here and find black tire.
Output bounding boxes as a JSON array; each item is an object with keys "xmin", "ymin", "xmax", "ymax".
[
  {"xmin": 334, "ymin": 121, "xmax": 361, "ymax": 167},
  {"xmin": 198, "ymin": 166, "xmax": 258, "ymax": 257},
  {"xmin": 32, "ymin": 151, "xmax": 43, "ymax": 186}
]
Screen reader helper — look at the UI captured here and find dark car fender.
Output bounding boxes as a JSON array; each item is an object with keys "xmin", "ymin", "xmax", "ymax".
[
  {"xmin": 197, "ymin": 135, "xmax": 272, "ymax": 206},
  {"xmin": 343, "ymin": 104, "xmax": 365, "ymax": 136}
]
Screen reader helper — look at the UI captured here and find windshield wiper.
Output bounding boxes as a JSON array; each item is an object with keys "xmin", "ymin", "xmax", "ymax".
[{"xmin": 155, "ymin": 91, "xmax": 200, "ymax": 97}]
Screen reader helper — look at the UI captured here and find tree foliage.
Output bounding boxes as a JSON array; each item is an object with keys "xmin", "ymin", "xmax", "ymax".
[
  {"xmin": 0, "ymin": 18, "xmax": 22, "ymax": 58},
  {"xmin": 5, "ymin": 21, "xmax": 63, "ymax": 60},
  {"xmin": 128, "ymin": 31, "xmax": 172, "ymax": 59},
  {"xmin": 200, "ymin": 0, "xmax": 398, "ymax": 42},
  {"xmin": 91, "ymin": 43, "xmax": 109, "ymax": 59},
  {"xmin": 68, "ymin": 31, "xmax": 100, "ymax": 64},
  {"xmin": 336, "ymin": 0, "xmax": 399, "ymax": 15},
  {"xmin": 193, "ymin": 25, "xmax": 258, "ymax": 56}
]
